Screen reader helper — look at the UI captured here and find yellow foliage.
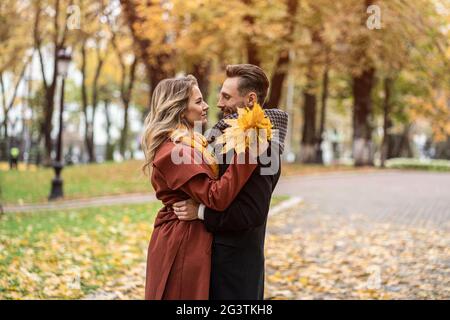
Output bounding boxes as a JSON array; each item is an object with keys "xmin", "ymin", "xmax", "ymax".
[
  {"xmin": 407, "ymin": 89, "xmax": 450, "ymax": 142},
  {"xmin": 216, "ymin": 103, "xmax": 273, "ymax": 157}
]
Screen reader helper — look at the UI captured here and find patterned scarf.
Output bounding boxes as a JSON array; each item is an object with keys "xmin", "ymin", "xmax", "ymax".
[
  {"xmin": 207, "ymin": 108, "xmax": 289, "ymax": 154},
  {"xmin": 170, "ymin": 125, "xmax": 219, "ymax": 178}
]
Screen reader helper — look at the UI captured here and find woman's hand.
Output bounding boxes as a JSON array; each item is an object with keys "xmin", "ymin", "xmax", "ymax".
[{"xmin": 173, "ymin": 198, "xmax": 200, "ymax": 221}]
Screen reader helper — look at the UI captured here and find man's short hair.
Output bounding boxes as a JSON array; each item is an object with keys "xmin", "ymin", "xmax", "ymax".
[{"xmin": 225, "ymin": 64, "xmax": 270, "ymax": 105}]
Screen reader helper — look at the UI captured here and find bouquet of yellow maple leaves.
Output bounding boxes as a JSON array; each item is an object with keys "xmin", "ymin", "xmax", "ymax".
[{"xmin": 216, "ymin": 102, "xmax": 273, "ymax": 158}]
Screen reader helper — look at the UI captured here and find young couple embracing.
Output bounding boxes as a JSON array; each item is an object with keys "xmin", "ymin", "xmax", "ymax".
[{"xmin": 141, "ymin": 64, "xmax": 288, "ymax": 300}]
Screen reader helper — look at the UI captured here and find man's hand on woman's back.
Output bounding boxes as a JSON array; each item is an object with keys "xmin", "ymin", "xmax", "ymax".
[{"xmin": 173, "ymin": 199, "xmax": 200, "ymax": 221}]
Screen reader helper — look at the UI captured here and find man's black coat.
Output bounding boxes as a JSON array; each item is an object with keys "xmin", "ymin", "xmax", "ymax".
[{"xmin": 203, "ymin": 150, "xmax": 281, "ymax": 300}]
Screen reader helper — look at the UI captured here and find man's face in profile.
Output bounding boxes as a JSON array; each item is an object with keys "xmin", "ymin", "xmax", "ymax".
[{"xmin": 217, "ymin": 77, "xmax": 248, "ymax": 116}]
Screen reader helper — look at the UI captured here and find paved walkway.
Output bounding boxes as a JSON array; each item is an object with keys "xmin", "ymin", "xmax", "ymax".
[
  {"xmin": 264, "ymin": 201, "xmax": 450, "ymax": 299},
  {"xmin": 263, "ymin": 170, "xmax": 450, "ymax": 299},
  {"xmin": 274, "ymin": 170, "xmax": 450, "ymax": 230},
  {"xmin": 3, "ymin": 193, "xmax": 156, "ymax": 213}
]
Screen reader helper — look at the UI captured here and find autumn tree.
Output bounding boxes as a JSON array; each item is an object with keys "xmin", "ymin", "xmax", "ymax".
[
  {"xmin": 120, "ymin": 0, "xmax": 174, "ymax": 105},
  {"xmin": 106, "ymin": 4, "xmax": 138, "ymax": 159},
  {"xmin": 33, "ymin": 0, "xmax": 75, "ymax": 164},
  {"xmin": 119, "ymin": 0, "xmax": 449, "ymax": 167},
  {"xmin": 265, "ymin": 0, "xmax": 299, "ymax": 109},
  {"xmin": 0, "ymin": 0, "xmax": 34, "ymax": 156},
  {"xmin": 73, "ymin": 0, "xmax": 113, "ymax": 162}
]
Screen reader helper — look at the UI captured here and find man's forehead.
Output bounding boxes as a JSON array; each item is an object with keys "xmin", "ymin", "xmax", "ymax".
[{"xmin": 221, "ymin": 77, "xmax": 240, "ymax": 95}]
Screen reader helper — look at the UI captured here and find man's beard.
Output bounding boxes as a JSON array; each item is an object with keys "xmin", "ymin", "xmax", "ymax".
[
  {"xmin": 223, "ymin": 101, "xmax": 246, "ymax": 116},
  {"xmin": 222, "ymin": 107, "xmax": 234, "ymax": 116}
]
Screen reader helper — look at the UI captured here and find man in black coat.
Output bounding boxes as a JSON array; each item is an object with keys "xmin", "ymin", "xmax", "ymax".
[{"xmin": 173, "ymin": 64, "xmax": 288, "ymax": 300}]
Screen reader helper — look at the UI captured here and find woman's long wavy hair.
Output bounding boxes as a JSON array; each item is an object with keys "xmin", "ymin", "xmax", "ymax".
[{"xmin": 141, "ymin": 75, "xmax": 198, "ymax": 175}]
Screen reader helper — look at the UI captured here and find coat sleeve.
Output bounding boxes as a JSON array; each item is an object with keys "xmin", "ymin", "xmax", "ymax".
[
  {"xmin": 202, "ymin": 164, "xmax": 279, "ymax": 232},
  {"xmin": 153, "ymin": 143, "xmax": 258, "ymax": 211}
]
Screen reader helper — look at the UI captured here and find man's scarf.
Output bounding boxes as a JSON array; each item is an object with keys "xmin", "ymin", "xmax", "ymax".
[{"xmin": 207, "ymin": 108, "xmax": 288, "ymax": 154}]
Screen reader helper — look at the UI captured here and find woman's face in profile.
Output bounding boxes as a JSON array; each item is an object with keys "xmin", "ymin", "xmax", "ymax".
[{"xmin": 184, "ymin": 85, "xmax": 209, "ymax": 127}]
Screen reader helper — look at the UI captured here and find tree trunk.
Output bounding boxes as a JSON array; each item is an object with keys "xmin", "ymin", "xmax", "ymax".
[
  {"xmin": 36, "ymin": 4, "xmax": 57, "ymax": 165},
  {"xmin": 265, "ymin": 52, "xmax": 289, "ymax": 108},
  {"xmin": 119, "ymin": 57, "xmax": 138, "ymax": 158},
  {"xmin": 83, "ymin": 115, "xmax": 95, "ymax": 163},
  {"xmin": 387, "ymin": 127, "xmax": 413, "ymax": 159},
  {"xmin": 104, "ymin": 99, "xmax": 114, "ymax": 161},
  {"xmin": 0, "ymin": 73, "xmax": 8, "ymax": 140},
  {"xmin": 380, "ymin": 77, "xmax": 393, "ymax": 167},
  {"xmin": 434, "ymin": 137, "xmax": 450, "ymax": 160},
  {"xmin": 34, "ymin": 0, "xmax": 69, "ymax": 165},
  {"xmin": 350, "ymin": 0, "xmax": 377, "ymax": 167},
  {"xmin": 352, "ymin": 68, "xmax": 375, "ymax": 166},
  {"xmin": 265, "ymin": 0, "xmax": 298, "ymax": 108},
  {"xmin": 399, "ymin": 126, "xmax": 413, "ymax": 158},
  {"xmin": 300, "ymin": 83, "xmax": 318, "ymax": 163},
  {"xmin": 1, "ymin": 53, "xmax": 32, "ymax": 142},
  {"xmin": 87, "ymin": 45, "xmax": 107, "ymax": 163},
  {"xmin": 120, "ymin": 104, "xmax": 130, "ymax": 159},
  {"xmin": 42, "ymin": 84, "xmax": 57, "ymax": 164},
  {"xmin": 192, "ymin": 62, "xmax": 211, "ymax": 102},
  {"xmin": 120, "ymin": 0, "xmax": 153, "ymax": 104},
  {"xmin": 120, "ymin": 0, "xmax": 174, "ymax": 106},
  {"xmin": 80, "ymin": 41, "xmax": 95, "ymax": 163},
  {"xmin": 316, "ymin": 66, "xmax": 329, "ymax": 164},
  {"xmin": 246, "ymin": 41, "xmax": 260, "ymax": 66},
  {"xmin": 242, "ymin": 0, "xmax": 260, "ymax": 66},
  {"xmin": 88, "ymin": 109, "xmax": 97, "ymax": 162}
]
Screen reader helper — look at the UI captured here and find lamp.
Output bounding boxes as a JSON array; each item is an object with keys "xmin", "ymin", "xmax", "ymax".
[{"xmin": 49, "ymin": 47, "xmax": 72, "ymax": 200}]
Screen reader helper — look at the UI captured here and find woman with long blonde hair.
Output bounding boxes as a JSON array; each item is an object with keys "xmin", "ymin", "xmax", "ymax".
[{"xmin": 141, "ymin": 75, "xmax": 257, "ymax": 300}]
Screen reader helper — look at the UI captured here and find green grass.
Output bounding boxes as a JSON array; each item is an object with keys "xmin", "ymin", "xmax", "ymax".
[
  {"xmin": 385, "ymin": 158, "xmax": 450, "ymax": 172},
  {"xmin": 0, "ymin": 196, "xmax": 290, "ymax": 299},
  {"xmin": 0, "ymin": 202, "xmax": 159, "ymax": 240},
  {"xmin": 270, "ymin": 195, "xmax": 289, "ymax": 207},
  {"xmin": 0, "ymin": 202, "xmax": 159, "ymax": 299},
  {"xmin": 1, "ymin": 160, "xmax": 152, "ymax": 205}
]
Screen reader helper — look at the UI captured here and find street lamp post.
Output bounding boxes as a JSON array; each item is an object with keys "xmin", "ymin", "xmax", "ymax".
[{"xmin": 49, "ymin": 47, "xmax": 72, "ymax": 201}]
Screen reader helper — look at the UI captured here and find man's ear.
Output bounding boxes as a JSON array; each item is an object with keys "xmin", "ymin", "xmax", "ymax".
[{"xmin": 247, "ymin": 92, "xmax": 258, "ymax": 107}]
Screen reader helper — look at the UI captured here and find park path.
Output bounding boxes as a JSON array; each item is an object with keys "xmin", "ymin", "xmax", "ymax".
[
  {"xmin": 274, "ymin": 170, "xmax": 450, "ymax": 230},
  {"xmin": 264, "ymin": 170, "xmax": 450, "ymax": 299},
  {"xmin": 3, "ymin": 193, "xmax": 156, "ymax": 213}
]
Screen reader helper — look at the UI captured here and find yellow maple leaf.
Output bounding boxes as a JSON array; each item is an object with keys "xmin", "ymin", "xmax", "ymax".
[{"xmin": 216, "ymin": 103, "xmax": 273, "ymax": 157}]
